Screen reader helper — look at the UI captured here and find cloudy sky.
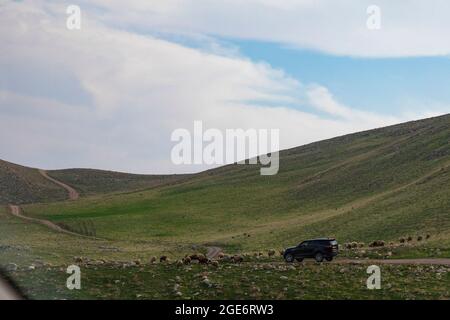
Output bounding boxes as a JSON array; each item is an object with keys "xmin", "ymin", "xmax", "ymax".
[{"xmin": 1, "ymin": 0, "xmax": 449, "ymax": 173}]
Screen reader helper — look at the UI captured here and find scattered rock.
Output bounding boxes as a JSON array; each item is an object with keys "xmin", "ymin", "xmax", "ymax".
[
  {"xmin": 201, "ymin": 278, "xmax": 212, "ymax": 287},
  {"xmin": 6, "ymin": 263, "xmax": 17, "ymax": 272}
]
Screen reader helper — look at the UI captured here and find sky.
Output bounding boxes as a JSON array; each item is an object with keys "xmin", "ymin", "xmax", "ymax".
[{"xmin": 1, "ymin": 0, "xmax": 449, "ymax": 174}]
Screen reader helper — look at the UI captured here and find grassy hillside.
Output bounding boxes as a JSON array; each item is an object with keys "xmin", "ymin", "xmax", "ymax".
[
  {"xmin": 0, "ymin": 160, "xmax": 67, "ymax": 204},
  {"xmin": 23, "ymin": 114, "xmax": 450, "ymax": 253},
  {"xmin": 47, "ymin": 169, "xmax": 189, "ymax": 196}
]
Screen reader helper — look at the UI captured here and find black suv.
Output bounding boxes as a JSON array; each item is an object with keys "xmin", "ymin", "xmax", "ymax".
[{"xmin": 283, "ymin": 238, "xmax": 338, "ymax": 263}]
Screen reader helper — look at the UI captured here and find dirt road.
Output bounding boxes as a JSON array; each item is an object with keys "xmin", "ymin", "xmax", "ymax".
[
  {"xmin": 206, "ymin": 246, "xmax": 222, "ymax": 259},
  {"xmin": 8, "ymin": 205, "xmax": 90, "ymax": 238},
  {"xmin": 336, "ymin": 258, "xmax": 450, "ymax": 266},
  {"xmin": 6, "ymin": 172, "xmax": 93, "ymax": 238},
  {"xmin": 39, "ymin": 169, "xmax": 79, "ymax": 200}
]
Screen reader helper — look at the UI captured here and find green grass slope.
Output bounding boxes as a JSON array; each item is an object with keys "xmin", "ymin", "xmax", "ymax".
[{"xmin": 24, "ymin": 114, "xmax": 450, "ymax": 253}]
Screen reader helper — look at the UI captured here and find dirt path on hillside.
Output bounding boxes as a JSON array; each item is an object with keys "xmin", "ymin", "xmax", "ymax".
[
  {"xmin": 8, "ymin": 205, "xmax": 89, "ymax": 237},
  {"xmin": 7, "ymin": 171, "xmax": 97, "ymax": 238},
  {"xmin": 335, "ymin": 258, "xmax": 450, "ymax": 266},
  {"xmin": 38, "ymin": 169, "xmax": 79, "ymax": 200},
  {"xmin": 206, "ymin": 246, "xmax": 222, "ymax": 259}
]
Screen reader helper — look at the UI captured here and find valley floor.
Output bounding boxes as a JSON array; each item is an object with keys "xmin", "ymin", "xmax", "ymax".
[{"xmin": 7, "ymin": 258, "xmax": 450, "ymax": 300}]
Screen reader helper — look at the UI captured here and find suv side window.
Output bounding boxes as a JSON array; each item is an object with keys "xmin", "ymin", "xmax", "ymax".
[{"xmin": 299, "ymin": 241, "xmax": 309, "ymax": 247}]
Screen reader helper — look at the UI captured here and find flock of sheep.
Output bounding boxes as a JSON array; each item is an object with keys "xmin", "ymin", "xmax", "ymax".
[{"xmin": 149, "ymin": 249, "xmax": 285, "ymax": 266}]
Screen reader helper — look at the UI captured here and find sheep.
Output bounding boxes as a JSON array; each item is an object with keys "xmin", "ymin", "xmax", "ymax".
[
  {"xmin": 369, "ymin": 240, "xmax": 385, "ymax": 247},
  {"xmin": 407, "ymin": 236, "xmax": 413, "ymax": 242},
  {"xmin": 189, "ymin": 254, "xmax": 199, "ymax": 260},
  {"xmin": 160, "ymin": 255, "xmax": 168, "ymax": 262},
  {"xmin": 210, "ymin": 260, "xmax": 219, "ymax": 268},
  {"xmin": 233, "ymin": 255, "xmax": 244, "ymax": 263},
  {"xmin": 417, "ymin": 235, "xmax": 423, "ymax": 241},
  {"xmin": 183, "ymin": 256, "xmax": 191, "ymax": 265},
  {"xmin": 426, "ymin": 234, "xmax": 431, "ymax": 239},
  {"xmin": 399, "ymin": 237, "xmax": 406, "ymax": 244},
  {"xmin": 267, "ymin": 249, "xmax": 276, "ymax": 257},
  {"xmin": 149, "ymin": 256, "xmax": 157, "ymax": 264}
]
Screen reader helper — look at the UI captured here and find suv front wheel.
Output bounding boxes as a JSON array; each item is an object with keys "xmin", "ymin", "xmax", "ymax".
[
  {"xmin": 284, "ymin": 254, "xmax": 294, "ymax": 263},
  {"xmin": 314, "ymin": 252, "xmax": 324, "ymax": 263}
]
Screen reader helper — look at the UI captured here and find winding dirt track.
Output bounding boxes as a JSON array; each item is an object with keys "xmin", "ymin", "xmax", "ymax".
[
  {"xmin": 38, "ymin": 169, "xmax": 79, "ymax": 200},
  {"xmin": 7, "ymin": 169, "xmax": 88, "ymax": 238},
  {"xmin": 8, "ymin": 205, "xmax": 84, "ymax": 237}
]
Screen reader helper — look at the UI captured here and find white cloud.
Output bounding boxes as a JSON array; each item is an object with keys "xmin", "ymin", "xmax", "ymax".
[
  {"xmin": 79, "ymin": 0, "xmax": 450, "ymax": 57},
  {"xmin": 0, "ymin": 1, "xmax": 440, "ymax": 173}
]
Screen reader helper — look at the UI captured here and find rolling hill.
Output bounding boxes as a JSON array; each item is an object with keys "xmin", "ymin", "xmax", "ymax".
[
  {"xmin": 19, "ymin": 113, "xmax": 450, "ymax": 252},
  {"xmin": 0, "ymin": 160, "xmax": 67, "ymax": 204},
  {"xmin": 0, "ymin": 160, "xmax": 189, "ymax": 204},
  {"xmin": 47, "ymin": 169, "xmax": 189, "ymax": 196}
]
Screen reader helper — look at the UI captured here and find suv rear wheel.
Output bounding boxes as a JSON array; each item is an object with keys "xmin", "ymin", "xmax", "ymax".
[
  {"xmin": 284, "ymin": 254, "xmax": 294, "ymax": 263},
  {"xmin": 325, "ymin": 257, "xmax": 333, "ymax": 262},
  {"xmin": 314, "ymin": 252, "xmax": 324, "ymax": 263}
]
